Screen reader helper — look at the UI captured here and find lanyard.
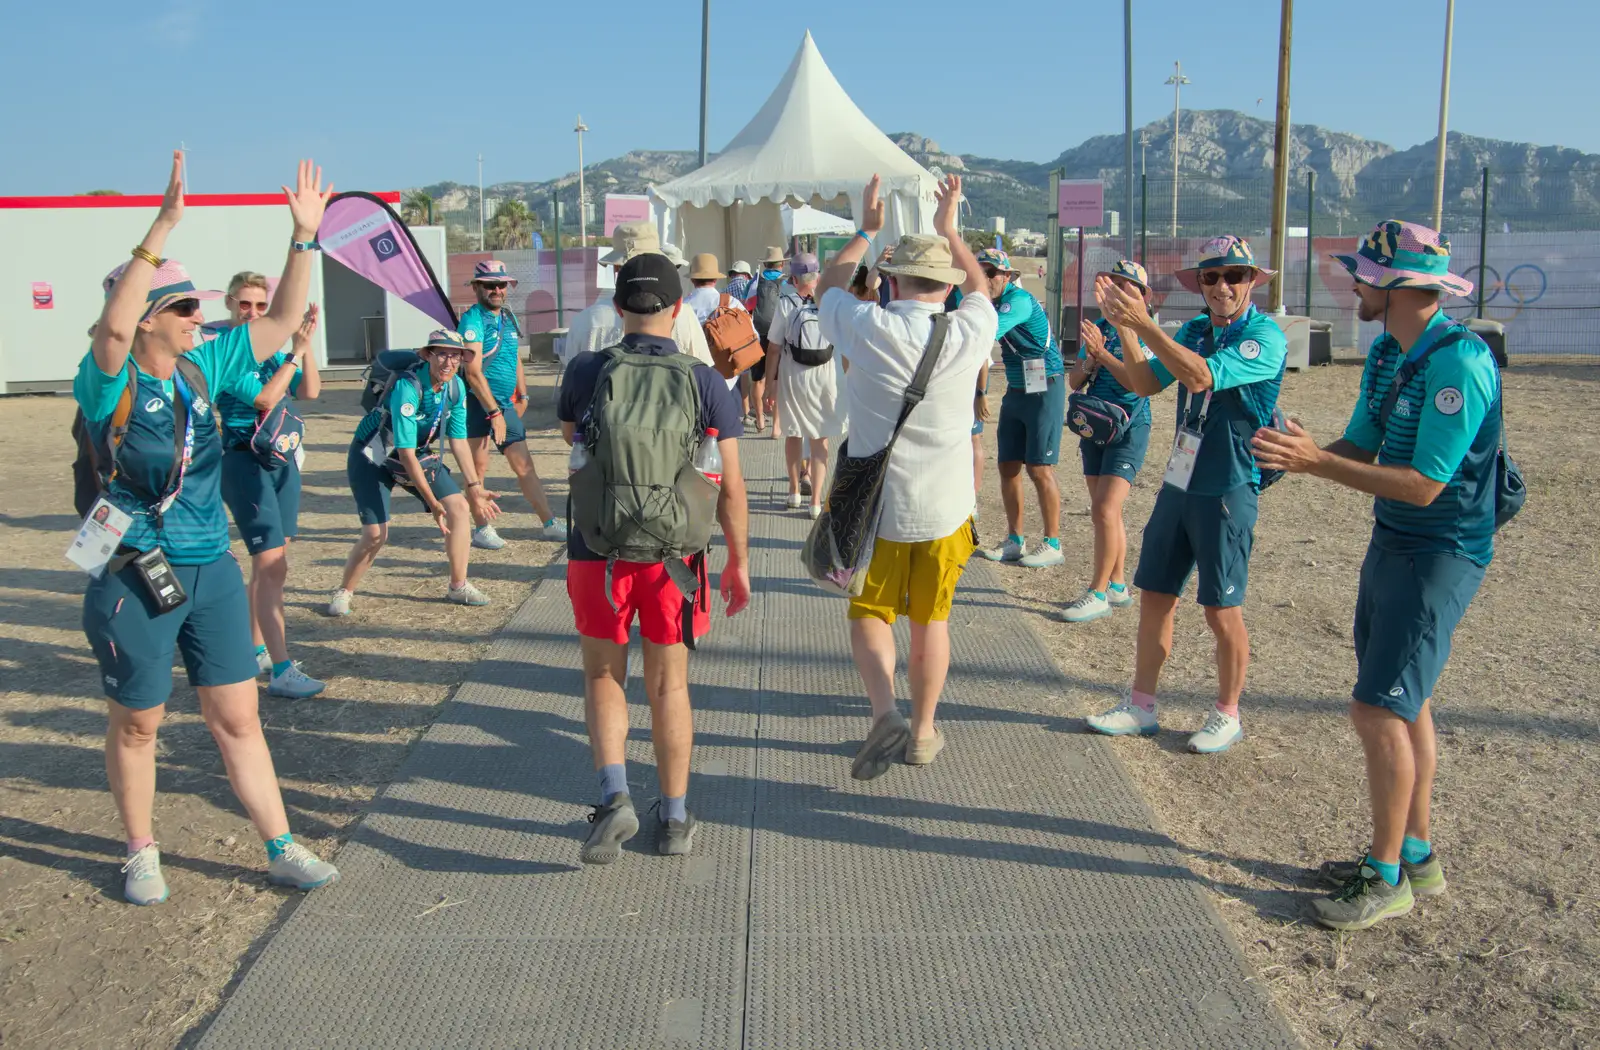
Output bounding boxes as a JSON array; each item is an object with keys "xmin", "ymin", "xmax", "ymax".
[
  {"xmin": 154, "ymin": 372, "xmax": 197, "ymax": 520},
  {"xmin": 419, "ymin": 384, "xmax": 450, "ymax": 448}
]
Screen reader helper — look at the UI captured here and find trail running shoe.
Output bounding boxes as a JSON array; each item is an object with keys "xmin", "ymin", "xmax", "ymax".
[
  {"xmin": 446, "ymin": 582, "xmax": 491, "ymax": 606},
  {"xmin": 268, "ymin": 664, "xmax": 327, "ymax": 699},
  {"xmin": 1319, "ymin": 851, "xmax": 1447, "ymax": 897},
  {"xmin": 267, "ymin": 842, "xmax": 340, "ymax": 891},
  {"xmin": 122, "ymin": 844, "xmax": 168, "ymax": 906},
  {"xmin": 1107, "ymin": 584, "xmax": 1134, "ymax": 608},
  {"xmin": 1018, "ymin": 541, "xmax": 1065, "ymax": 568},
  {"xmin": 978, "ymin": 537, "xmax": 1025, "ymax": 563},
  {"xmin": 1312, "ymin": 863, "xmax": 1415, "ymax": 931},
  {"xmin": 581, "ymin": 793, "xmax": 639, "ymax": 865},
  {"xmin": 471, "ymin": 525, "xmax": 508, "ymax": 550},
  {"xmin": 541, "ymin": 519, "xmax": 569, "ymax": 541},
  {"xmin": 1060, "ymin": 590, "xmax": 1112, "ymax": 623},
  {"xmin": 1188, "ymin": 709, "xmax": 1243, "ymax": 754},
  {"xmin": 655, "ymin": 808, "xmax": 699, "ymax": 857},
  {"xmin": 1085, "ymin": 698, "xmax": 1160, "ymax": 737},
  {"xmin": 326, "ymin": 589, "xmax": 353, "ymax": 617}
]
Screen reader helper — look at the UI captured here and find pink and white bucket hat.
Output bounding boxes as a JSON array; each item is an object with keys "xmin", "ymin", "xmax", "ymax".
[
  {"xmin": 101, "ymin": 259, "xmax": 223, "ymax": 320},
  {"xmin": 1331, "ymin": 220, "xmax": 1474, "ymax": 298}
]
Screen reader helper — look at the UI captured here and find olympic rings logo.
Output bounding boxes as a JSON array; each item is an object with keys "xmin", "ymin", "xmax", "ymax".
[{"xmin": 1458, "ymin": 262, "xmax": 1548, "ymax": 323}]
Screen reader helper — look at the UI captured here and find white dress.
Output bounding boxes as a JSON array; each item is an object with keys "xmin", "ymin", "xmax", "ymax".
[{"xmin": 770, "ymin": 294, "xmax": 847, "ymax": 440}]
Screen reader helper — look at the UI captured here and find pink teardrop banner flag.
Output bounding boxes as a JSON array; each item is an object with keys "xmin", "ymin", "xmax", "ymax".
[{"xmin": 317, "ymin": 191, "xmax": 456, "ymax": 328}]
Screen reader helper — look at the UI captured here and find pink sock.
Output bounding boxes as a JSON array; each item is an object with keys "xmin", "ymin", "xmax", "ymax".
[
  {"xmin": 1215, "ymin": 701, "xmax": 1240, "ymax": 719},
  {"xmin": 127, "ymin": 836, "xmax": 154, "ymax": 854},
  {"xmin": 1130, "ymin": 689, "xmax": 1157, "ymax": 713}
]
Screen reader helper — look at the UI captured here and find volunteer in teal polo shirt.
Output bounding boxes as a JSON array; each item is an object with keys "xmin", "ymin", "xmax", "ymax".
[
  {"xmin": 456, "ymin": 259, "xmax": 564, "ymax": 552},
  {"xmin": 1253, "ymin": 220, "xmax": 1504, "ymax": 932},
  {"xmin": 75, "ymin": 152, "xmax": 338, "ymax": 907},
  {"xmin": 1079, "ymin": 235, "xmax": 1285, "ymax": 756}
]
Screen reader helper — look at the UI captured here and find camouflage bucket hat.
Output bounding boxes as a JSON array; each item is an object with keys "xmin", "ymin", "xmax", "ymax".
[
  {"xmin": 1175, "ymin": 235, "xmax": 1277, "ymax": 294},
  {"xmin": 1331, "ymin": 219, "xmax": 1474, "ymax": 298}
]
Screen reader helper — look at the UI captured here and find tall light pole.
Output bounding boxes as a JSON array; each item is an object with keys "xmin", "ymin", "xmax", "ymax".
[
  {"xmin": 1432, "ymin": 0, "xmax": 1456, "ymax": 229},
  {"xmin": 1123, "ymin": 0, "xmax": 1135, "ymax": 260},
  {"xmin": 575, "ymin": 116, "xmax": 590, "ymax": 249},
  {"xmin": 1267, "ymin": 0, "xmax": 1294, "ymax": 312},
  {"xmin": 477, "ymin": 153, "xmax": 485, "ymax": 251},
  {"xmin": 1165, "ymin": 61, "xmax": 1190, "ymax": 237},
  {"xmin": 697, "ymin": 0, "xmax": 710, "ymax": 168}
]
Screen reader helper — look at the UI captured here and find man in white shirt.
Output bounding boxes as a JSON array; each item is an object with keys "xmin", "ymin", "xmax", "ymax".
[
  {"xmin": 817, "ymin": 173, "xmax": 998, "ymax": 779},
  {"xmin": 562, "ymin": 222, "xmax": 714, "ymax": 369},
  {"xmin": 684, "ymin": 253, "xmax": 745, "ymax": 323}
]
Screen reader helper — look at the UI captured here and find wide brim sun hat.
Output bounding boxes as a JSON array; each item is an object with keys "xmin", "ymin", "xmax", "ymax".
[
  {"xmin": 730, "ymin": 260, "xmax": 753, "ymax": 276},
  {"xmin": 424, "ymin": 328, "xmax": 472, "ymax": 353},
  {"xmin": 878, "ymin": 235, "xmax": 967, "ymax": 286},
  {"xmin": 761, "ymin": 246, "xmax": 786, "ymax": 266},
  {"xmin": 1331, "ymin": 219, "xmax": 1475, "ymax": 298},
  {"xmin": 1095, "ymin": 259, "xmax": 1152, "ymax": 297},
  {"xmin": 102, "ymin": 259, "xmax": 223, "ymax": 320},
  {"xmin": 600, "ymin": 221, "xmax": 662, "ymax": 266},
  {"xmin": 689, "ymin": 253, "xmax": 725, "ymax": 280},
  {"xmin": 1174, "ymin": 235, "xmax": 1277, "ymax": 295},
  {"xmin": 469, "ymin": 259, "xmax": 518, "ymax": 286}
]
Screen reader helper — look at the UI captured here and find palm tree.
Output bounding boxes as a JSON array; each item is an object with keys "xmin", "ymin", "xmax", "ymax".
[
  {"xmin": 487, "ymin": 199, "xmax": 534, "ymax": 250},
  {"xmin": 402, "ymin": 189, "xmax": 435, "ymax": 226}
]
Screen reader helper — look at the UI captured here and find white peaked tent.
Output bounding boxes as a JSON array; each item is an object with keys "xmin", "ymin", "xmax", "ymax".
[{"xmin": 650, "ymin": 31, "xmax": 938, "ymax": 268}]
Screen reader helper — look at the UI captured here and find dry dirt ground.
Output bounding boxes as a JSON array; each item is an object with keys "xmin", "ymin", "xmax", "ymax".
[
  {"xmin": 971, "ymin": 361, "xmax": 1599, "ymax": 1050},
  {"xmin": 0, "ymin": 359, "xmax": 1595, "ymax": 1050},
  {"xmin": 0, "ymin": 369, "xmax": 570, "ymax": 1049}
]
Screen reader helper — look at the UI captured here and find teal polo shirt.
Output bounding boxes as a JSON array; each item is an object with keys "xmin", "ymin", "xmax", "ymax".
[
  {"xmin": 459, "ymin": 303, "xmax": 521, "ymax": 401},
  {"xmin": 994, "ymin": 283, "xmax": 1063, "ymax": 389},
  {"xmin": 1151, "ymin": 307, "xmax": 1287, "ymax": 495},
  {"xmin": 1079, "ymin": 318, "xmax": 1152, "ymax": 425},
  {"xmin": 73, "ymin": 324, "xmax": 258, "ymax": 564},
  {"xmin": 217, "ymin": 349, "xmax": 301, "ymax": 446},
  {"xmin": 1342, "ymin": 310, "xmax": 1501, "ymax": 566},
  {"xmin": 353, "ymin": 363, "xmax": 468, "ymax": 449}
]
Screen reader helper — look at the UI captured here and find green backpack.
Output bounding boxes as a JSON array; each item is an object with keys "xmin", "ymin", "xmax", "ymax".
[{"xmin": 570, "ymin": 344, "xmax": 719, "ymax": 568}]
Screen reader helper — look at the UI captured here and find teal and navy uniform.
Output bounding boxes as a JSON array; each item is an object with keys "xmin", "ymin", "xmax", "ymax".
[
  {"xmin": 347, "ymin": 363, "xmax": 469, "ymax": 526},
  {"xmin": 458, "ymin": 303, "xmax": 526, "ymax": 448},
  {"xmin": 73, "ymin": 325, "xmax": 261, "ymax": 708},
  {"xmin": 1076, "ymin": 318, "xmax": 1153, "ymax": 481},
  {"xmin": 1134, "ymin": 306, "xmax": 1286, "ymax": 607},
  {"xmin": 217, "ymin": 346, "xmax": 303, "ymax": 554},
  {"xmin": 1341, "ymin": 310, "xmax": 1500, "ymax": 721},
  {"xmin": 994, "ymin": 283, "xmax": 1067, "ymax": 465}
]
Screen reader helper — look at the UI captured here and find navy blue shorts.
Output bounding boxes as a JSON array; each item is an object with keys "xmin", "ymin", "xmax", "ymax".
[
  {"xmin": 346, "ymin": 441, "xmax": 462, "ymax": 526},
  {"xmin": 1080, "ymin": 419, "xmax": 1151, "ymax": 481},
  {"xmin": 83, "ymin": 554, "xmax": 257, "ymax": 710},
  {"xmin": 1134, "ymin": 484, "xmax": 1258, "ymax": 607},
  {"xmin": 221, "ymin": 448, "xmax": 301, "ymax": 555},
  {"xmin": 465, "ymin": 396, "xmax": 527, "ymax": 449},
  {"xmin": 996, "ymin": 376, "xmax": 1067, "ymax": 466},
  {"xmin": 1352, "ymin": 543, "xmax": 1486, "ymax": 722}
]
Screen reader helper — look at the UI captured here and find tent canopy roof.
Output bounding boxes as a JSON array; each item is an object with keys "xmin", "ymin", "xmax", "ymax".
[{"xmin": 650, "ymin": 31, "xmax": 936, "ymax": 210}]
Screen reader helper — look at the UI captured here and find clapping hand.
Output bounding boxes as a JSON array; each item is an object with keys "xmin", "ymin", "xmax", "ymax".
[
  {"xmin": 1079, "ymin": 319, "xmax": 1114, "ymax": 370},
  {"xmin": 291, "ymin": 303, "xmax": 319, "ymax": 357},
  {"xmin": 1095, "ymin": 275, "xmax": 1150, "ymax": 331},
  {"xmin": 1251, "ymin": 418, "xmax": 1323, "ymax": 474}
]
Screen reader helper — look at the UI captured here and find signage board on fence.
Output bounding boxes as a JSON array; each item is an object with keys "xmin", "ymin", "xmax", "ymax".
[
  {"xmin": 1057, "ymin": 180, "xmax": 1105, "ymax": 229},
  {"xmin": 603, "ymin": 194, "xmax": 652, "ymax": 237}
]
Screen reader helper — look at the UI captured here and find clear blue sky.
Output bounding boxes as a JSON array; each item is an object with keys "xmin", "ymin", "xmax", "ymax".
[{"xmin": 0, "ymin": 1, "xmax": 1587, "ymax": 196}]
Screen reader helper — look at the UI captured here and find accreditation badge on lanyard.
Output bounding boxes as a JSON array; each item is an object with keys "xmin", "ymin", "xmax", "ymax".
[
  {"xmin": 1162, "ymin": 389, "xmax": 1212, "ymax": 492},
  {"xmin": 1023, "ymin": 357, "xmax": 1048, "ymax": 394}
]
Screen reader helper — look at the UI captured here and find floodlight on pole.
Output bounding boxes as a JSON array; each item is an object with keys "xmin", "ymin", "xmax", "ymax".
[
  {"xmin": 1164, "ymin": 61, "xmax": 1190, "ymax": 237},
  {"xmin": 575, "ymin": 116, "xmax": 590, "ymax": 249},
  {"xmin": 1123, "ymin": 0, "xmax": 1135, "ymax": 261},
  {"xmin": 477, "ymin": 153, "xmax": 485, "ymax": 252}
]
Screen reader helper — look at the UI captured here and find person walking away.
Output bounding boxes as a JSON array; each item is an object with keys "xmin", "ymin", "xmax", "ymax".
[
  {"xmin": 725, "ymin": 260, "xmax": 755, "ymax": 301},
  {"xmin": 1252, "ymin": 221, "xmax": 1505, "ymax": 931},
  {"xmin": 764, "ymin": 253, "xmax": 847, "ymax": 517},
  {"xmin": 559, "ymin": 252, "xmax": 751, "ymax": 862},
  {"xmin": 1060, "ymin": 259, "xmax": 1155, "ymax": 622},
  {"xmin": 456, "ymin": 260, "xmax": 564, "ymax": 551},
  {"xmin": 975, "ymin": 248, "xmax": 1066, "ymax": 568},
  {"xmin": 817, "ymin": 174, "xmax": 998, "ymax": 778},
  {"xmin": 563, "ymin": 223, "xmax": 714, "ymax": 368},
  {"xmin": 744, "ymin": 246, "xmax": 789, "ymax": 432},
  {"xmin": 1083, "ymin": 235, "xmax": 1285, "ymax": 754},
  {"xmin": 329, "ymin": 330, "xmax": 501, "ymax": 615},
  {"xmin": 214, "ymin": 283, "xmax": 325, "ymax": 697},
  {"xmin": 75, "ymin": 154, "xmax": 339, "ymax": 904}
]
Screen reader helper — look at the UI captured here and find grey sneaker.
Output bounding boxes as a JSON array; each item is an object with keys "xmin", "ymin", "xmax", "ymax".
[
  {"xmin": 1017, "ymin": 541, "xmax": 1065, "ymax": 568},
  {"xmin": 1106, "ymin": 584, "xmax": 1135, "ymax": 608},
  {"xmin": 326, "ymin": 589, "xmax": 353, "ymax": 617},
  {"xmin": 446, "ymin": 581, "xmax": 490, "ymax": 606},
  {"xmin": 1060, "ymin": 589, "xmax": 1112, "ymax": 623},
  {"xmin": 267, "ymin": 841, "xmax": 339, "ymax": 890},
  {"xmin": 122, "ymin": 844, "xmax": 168, "ymax": 906},
  {"xmin": 581, "ymin": 793, "xmax": 639, "ymax": 865},
  {"xmin": 255, "ymin": 649, "xmax": 272, "ymax": 676},
  {"xmin": 978, "ymin": 537, "xmax": 1024, "ymax": 563},
  {"xmin": 655, "ymin": 809, "xmax": 699, "ymax": 857},
  {"xmin": 851, "ymin": 710, "xmax": 911, "ymax": 781},
  {"xmin": 1319, "ymin": 851, "xmax": 1447, "ymax": 897},
  {"xmin": 540, "ymin": 519, "xmax": 569, "ymax": 541},
  {"xmin": 267, "ymin": 664, "xmax": 326, "ymax": 699},
  {"xmin": 471, "ymin": 525, "xmax": 508, "ymax": 550},
  {"xmin": 1311, "ymin": 863, "xmax": 1415, "ymax": 931}
]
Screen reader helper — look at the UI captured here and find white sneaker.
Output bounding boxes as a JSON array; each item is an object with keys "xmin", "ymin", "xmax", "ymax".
[
  {"xmin": 1085, "ymin": 697, "xmax": 1160, "ymax": 737},
  {"xmin": 266, "ymin": 841, "xmax": 339, "ymax": 891},
  {"xmin": 326, "ymin": 589, "xmax": 353, "ymax": 617},
  {"xmin": 471, "ymin": 525, "xmax": 508, "ymax": 550},
  {"xmin": 1188, "ymin": 709, "xmax": 1244, "ymax": 754},
  {"xmin": 1018, "ymin": 541, "xmax": 1065, "ymax": 568},
  {"xmin": 1106, "ymin": 584, "xmax": 1135, "ymax": 608},
  {"xmin": 540, "ymin": 519, "xmax": 568, "ymax": 541},
  {"xmin": 268, "ymin": 664, "xmax": 327, "ymax": 699},
  {"xmin": 1060, "ymin": 589, "xmax": 1112, "ymax": 623},
  {"xmin": 255, "ymin": 649, "xmax": 272, "ymax": 676},
  {"xmin": 808, "ymin": 504, "xmax": 822, "ymax": 520},
  {"xmin": 785, "ymin": 493, "xmax": 803, "ymax": 509},
  {"xmin": 121, "ymin": 844, "xmax": 168, "ymax": 906},
  {"xmin": 978, "ymin": 537, "xmax": 1024, "ymax": 562},
  {"xmin": 446, "ymin": 581, "xmax": 490, "ymax": 606}
]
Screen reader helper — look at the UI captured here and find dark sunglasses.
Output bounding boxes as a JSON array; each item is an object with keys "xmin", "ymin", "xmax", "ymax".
[
  {"xmin": 477, "ymin": 282, "xmax": 510, "ymax": 291},
  {"xmin": 1199, "ymin": 268, "xmax": 1253, "ymax": 287},
  {"xmin": 163, "ymin": 298, "xmax": 203, "ymax": 317},
  {"xmin": 980, "ymin": 266, "xmax": 1002, "ymax": 279}
]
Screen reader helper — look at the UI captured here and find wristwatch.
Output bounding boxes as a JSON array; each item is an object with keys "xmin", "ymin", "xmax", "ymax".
[{"xmin": 291, "ymin": 239, "xmax": 320, "ymax": 253}]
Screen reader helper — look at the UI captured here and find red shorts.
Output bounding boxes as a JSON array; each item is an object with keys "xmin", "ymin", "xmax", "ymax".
[{"xmin": 567, "ymin": 557, "xmax": 710, "ymax": 646}]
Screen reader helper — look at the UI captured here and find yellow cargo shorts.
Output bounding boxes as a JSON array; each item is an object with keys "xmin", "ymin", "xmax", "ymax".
[{"xmin": 847, "ymin": 519, "xmax": 979, "ymax": 625}]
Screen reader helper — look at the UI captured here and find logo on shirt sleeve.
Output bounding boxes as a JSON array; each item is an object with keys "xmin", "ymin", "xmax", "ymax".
[
  {"xmin": 999, "ymin": 303, "xmax": 1011, "ymax": 313},
  {"xmin": 1238, "ymin": 339, "xmax": 1261, "ymax": 360},
  {"xmin": 399, "ymin": 402, "xmax": 416, "ymax": 418},
  {"xmin": 463, "ymin": 328, "xmax": 479, "ymax": 341},
  {"xmin": 1434, "ymin": 387, "xmax": 1464, "ymax": 415}
]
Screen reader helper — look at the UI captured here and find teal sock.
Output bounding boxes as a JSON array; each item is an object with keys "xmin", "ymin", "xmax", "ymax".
[
  {"xmin": 1366, "ymin": 855, "xmax": 1401, "ymax": 887},
  {"xmin": 1401, "ymin": 836, "xmax": 1432, "ymax": 864},
  {"xmin": 543, "ymin": 517, "xmax": 557, "ymax": 528},
  {"xmin": 1007, "ymin": 533, "xmax": 1024, "ymax": 546},
  {"xmin": 1043, "ymin": 537, "xmax": 1061, "ymax": 550},
  {"xmin": 1090, "ymin": 590, "xmax": 1106, "ymax": 601},
  {"xmin": 265, "ymin": 832, "xmax": 294, "ymax": 860},
  {"xmin": 1108, "ymin": 582, "xmax": 1127, "ymax": 593},
  {"xmin": 254, "ymin": 644, "xmax": 268, "ymax": 657},
  {"xmin": 271, "ymin": 659, "xmax": 293, "ymax": 677}
]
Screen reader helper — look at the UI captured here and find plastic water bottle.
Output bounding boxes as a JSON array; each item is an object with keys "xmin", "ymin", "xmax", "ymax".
[
  {"xmin": 568, "ymin": 441, "xmax": 589, "ymax": 475},
  {"xmin": 693, "ymin": 428, "xmax": 723, "ymax": 487}
]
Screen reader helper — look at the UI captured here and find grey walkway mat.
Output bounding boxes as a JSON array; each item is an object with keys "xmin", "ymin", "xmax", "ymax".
[{"xmin": 198, "ymin": 437, "xmax": 1298, "ymax": 1050}]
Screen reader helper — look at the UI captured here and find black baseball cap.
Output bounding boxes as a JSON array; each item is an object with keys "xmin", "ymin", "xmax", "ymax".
[{"xmin": 613, "ymin": 253, "xmax": 682, "ymax": 314}]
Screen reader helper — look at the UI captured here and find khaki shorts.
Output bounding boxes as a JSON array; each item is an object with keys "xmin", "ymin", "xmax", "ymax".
[{"xmin": 848, "ymin": 519, "xmax": 979, "ymax": 625}]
